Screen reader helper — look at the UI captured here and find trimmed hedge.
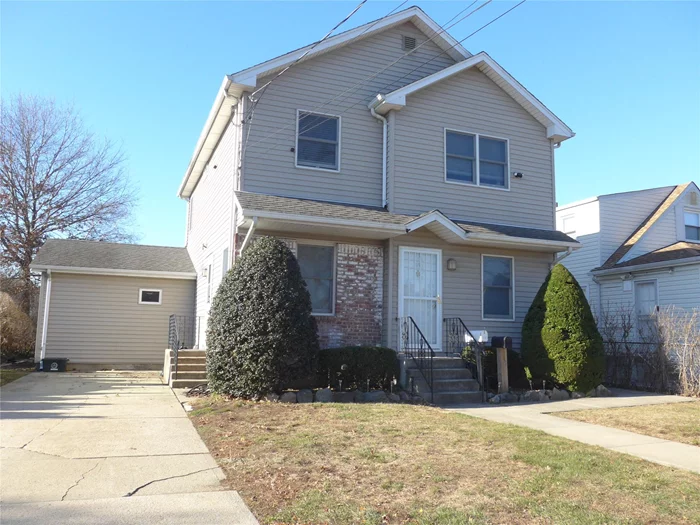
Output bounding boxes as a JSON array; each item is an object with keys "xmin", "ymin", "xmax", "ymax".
[
  {"xmin": 521, "ymin": 264, "xmax": 604, "ymax": 392},
  {"xmin": 318, "ymin": 346, "xmax": 399, "ymax": 391},
  {"xmin": 206, "ymin": 236, "xmax": 320, "ymax": 398}
]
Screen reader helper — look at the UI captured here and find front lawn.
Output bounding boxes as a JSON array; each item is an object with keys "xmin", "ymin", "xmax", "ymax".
[
  {"xmin": 0, "ymin": 367, "xmax": 33, "ymax": 387},
  {"xmin": 190, "ymin": 399, "xmax": 700, "ymax": 525},
  {"xmin": 556, "ymin": 401, "xmax": 700, "ymax": 446}
]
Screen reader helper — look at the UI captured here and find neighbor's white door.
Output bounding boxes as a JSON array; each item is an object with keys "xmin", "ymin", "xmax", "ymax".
[
  {"xmin": 398, "ymin": 247, "xmax": 442, "ymax": 348},
  {"xmin": 635, "ymin": 280, "xmax": 658, "ymax": 336}
]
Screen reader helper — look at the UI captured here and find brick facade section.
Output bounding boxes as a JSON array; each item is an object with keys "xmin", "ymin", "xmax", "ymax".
[{"xmin": 316, "ymin": 244, "xmax": 383, "ymax": 348}]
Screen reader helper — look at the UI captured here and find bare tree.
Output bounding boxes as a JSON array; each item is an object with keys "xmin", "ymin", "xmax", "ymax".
[{"xmin": 0, "ymin": 94, "xmax": 137, "ymax": 313}]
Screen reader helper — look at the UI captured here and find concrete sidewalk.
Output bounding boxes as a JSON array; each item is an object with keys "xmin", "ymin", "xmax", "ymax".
[
  {"xmin": 0, "ymin": 372, "xmax": 258, "ymax": 524},
  {"xmin": 447, "ymin": 389, "xmax": 700, "ymax": 474}
]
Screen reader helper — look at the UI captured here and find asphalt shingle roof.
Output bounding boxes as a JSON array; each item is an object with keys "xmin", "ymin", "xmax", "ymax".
[
  {"xmin": 235, "ymin": 191, "xmax": 575, "ymax": 244},
  {"xmin": 598, "ymin": 242, "xmax": 700, "ymax": 270},
  {"xmin": 32, "ymin": 239, "xmax": 195, "ymax": 274}
]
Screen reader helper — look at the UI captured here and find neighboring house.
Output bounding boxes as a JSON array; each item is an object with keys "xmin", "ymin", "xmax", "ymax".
[
  {"xmin": 32, "ymin": 7, "xmax": 577, "ymax": 370},
  {"xmin": 556, "ymin": 182, "xmax": 700, "ymax": 336}
]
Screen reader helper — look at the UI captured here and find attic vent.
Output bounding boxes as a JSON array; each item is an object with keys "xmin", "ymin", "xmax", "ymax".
[
  {"xmin": 690, "ymin": 193, "xmax": 698, "ymax": 206},
  {"xmin": 402, "ymin": 35, "xmax": 417, "ymax": 51}
]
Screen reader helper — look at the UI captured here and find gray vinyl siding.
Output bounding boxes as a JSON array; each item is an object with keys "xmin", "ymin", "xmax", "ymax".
[
  {"xmin": 36, "ymin": 273, "xmax": 195, "ymax": 364},
  {"xmin": 187, "ymin": 112, "xmax": 240, "ymax": 334},
  {"xmin": 390, "ymin": 67, "xmax": 555, "ymax": 229},
  {"xmin": 388, "ymin": 229, "xmax": 553, "ymax": 351},
  {"xmin": 598, "ymin": 186, "xmax": 674, "ymax": 263},
  {"xmin": 242, "ymin": 22, "xmax": 456, "ymax": 207},
  {"xmin": 624, "ymin": 209, "xmax": 677, "ymax": 261}
]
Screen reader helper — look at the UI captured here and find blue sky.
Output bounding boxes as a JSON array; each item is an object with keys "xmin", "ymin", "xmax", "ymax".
[{"xmin": 3, "ymin": 1, "xmax": 699, "ymax": 246}]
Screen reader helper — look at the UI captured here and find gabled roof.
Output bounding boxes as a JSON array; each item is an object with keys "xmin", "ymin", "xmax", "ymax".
[
  {"xmin": 178, "ymin": 6, "xmax": 471, "ymax": 199},
  {"xmin": 234, "ymin": 191, "xmax": 578, "ymax": 250},
  {"xmin": 31, "ymin": 239, "xmax": 196, "ymax": 278},
  {"xmin": 598, "ymin": 183, "xmax": 694, "ymax": 270},
  {"xmin": 593, "ymin": 242, "xmax": 700, "ymax": 275},
  {"xmin": 370, "ymin": 52, "xmax": 574, "ymax": 143}
]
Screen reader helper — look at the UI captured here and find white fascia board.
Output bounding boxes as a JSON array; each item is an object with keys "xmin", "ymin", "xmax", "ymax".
[
  {"xmin": 374, "ymin": 52, "xmax": 575, "ymax": 142},
  {"xmin": 463, "ymin": 233, "xmax": 580, "ymax": 251},
  {"xmin": 556, "ymin": 196, "xmax": 599, "ymax": 212},
  {"xmin": 238, "ymin": 208, "xmax": 407, "ymax": 233},
  {"xmin": 177, "ymin": 76, "xmax": 251, "ymax": 199},
  {"xmin": 592, "ymin": 256, "xmax": 700, "ymax": 276},
  {"xmin": 29, "ymin": 265, "xmax": 197, "ymax": 280},
  {"xmin": 405, "ymin": 211, "xmax": 467, "ymax": 240},
  {"xmin": 229, "ymin": 7, "xmax": 469, "ymax": 86}
]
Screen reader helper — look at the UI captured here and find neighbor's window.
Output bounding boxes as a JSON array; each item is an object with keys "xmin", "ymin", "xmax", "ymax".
[
  {"xmin": 139, "ymin": 289, "xmax": 162, "ymax": 305},
  {"xmin": 482, "ymin": 255, "xmax": 513, "ymax": 320},
  {"xmin": 296, "ymin": 111, "xmax": 340, "ymax": 170},
  {"xmin": 685, "ymin": 211, "xmax": 700, "ymax": 241},
  {"xmin": 297, "ymin": 244, "xmax": 335, "ymax": 314},
  {"xmin": 445, "ymin": 130, "xmax": 508, "ymax": 189},
  {"xmin": 562, "ymin": 215, "xmax": 576, "ymax": 239}
]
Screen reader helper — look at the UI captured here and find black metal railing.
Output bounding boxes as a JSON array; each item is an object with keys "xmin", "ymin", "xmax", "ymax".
[
  {"xmin": 444, "ymin": 317, "xmax": 485, "ymax": 395},
  {"xmin": 398, "ymin": 316, "xmax": 435, "ymax": 403},
  {"xmin": 168, "ymin": 315, "xmax": 203, "ymax": 377}
]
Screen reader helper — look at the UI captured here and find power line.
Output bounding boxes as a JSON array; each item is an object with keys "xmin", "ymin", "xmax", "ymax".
[{"xmin": 247, "ymin": 0, "xmax": 492, "ymax": 152}]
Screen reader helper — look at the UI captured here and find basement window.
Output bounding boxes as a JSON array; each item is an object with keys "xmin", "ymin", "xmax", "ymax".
[{"xmin": 139, "ymin": 289, "xmax": 162, "ymax": 305}]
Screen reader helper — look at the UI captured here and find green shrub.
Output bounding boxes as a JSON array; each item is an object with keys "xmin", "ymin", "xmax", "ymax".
[
  {"xmin": 206, "ymin": 236, "xmax": 320, "ymax": 398},
  {"xmin": 462, "ymin": 346, "xmax": 530, "ymax": 390},
  {"xmin": 521, "ymin": 264, "xmax": 604, "ymax": 392},
  {"xmin": 318, "ymin": 346, "xmax": 399, "ymax": 391}
]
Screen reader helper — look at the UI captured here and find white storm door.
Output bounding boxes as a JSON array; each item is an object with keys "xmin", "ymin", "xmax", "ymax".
[{"xmin": 398, "ymin": 247, "xmax": 442, "ymax": 348}]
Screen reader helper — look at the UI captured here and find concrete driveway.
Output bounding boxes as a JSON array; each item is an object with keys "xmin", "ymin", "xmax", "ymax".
[{"xmin": 1, "ymin": 371, "xmax": 258, "ymax": 524}]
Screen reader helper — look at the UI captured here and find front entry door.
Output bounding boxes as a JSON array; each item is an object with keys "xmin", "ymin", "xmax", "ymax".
[{"xmin": 399, "ymin": 247, "xmax": 442, "ymax": 348}]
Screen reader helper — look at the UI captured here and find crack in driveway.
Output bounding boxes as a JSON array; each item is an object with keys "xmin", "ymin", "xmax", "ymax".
[
  {"xmin": 123, "ymin": 467, "xmax": 220, "ymax": 497},
  {"xmin": 60, "ymin": 460, "xmax": 104, "ymax": 501}
]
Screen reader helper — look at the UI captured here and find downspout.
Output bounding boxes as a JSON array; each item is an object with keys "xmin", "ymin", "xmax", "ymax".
[
  {"xmin": 240, "ymin": 217, "xmax": 258, "ymax": 252},
  {"xmin": 227, "ymin": 98, "xmax": 240, "ymax": 268},
  {"xmin": 551, "ymin": 247, "xmax": 573, "ymax": 269},
  {"xmin": 591, "ymin": 274, "xmax": 603, "ymax": 318},
  {"xmin": 39, "ymin": 270, "xmax": 52, "ymax": 368},
  {"xmin": 369, "ymin": 101, "xmax": 388, "ymax": 209}
]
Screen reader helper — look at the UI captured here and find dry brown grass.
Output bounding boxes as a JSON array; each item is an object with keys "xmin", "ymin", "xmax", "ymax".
[
  {"xmin": 190, "ymin": 399, "xmax": 700, "ymax": 525},
  {"xmin": 557, "ymin": 401, "xmax": 700, "ymax": 446}
]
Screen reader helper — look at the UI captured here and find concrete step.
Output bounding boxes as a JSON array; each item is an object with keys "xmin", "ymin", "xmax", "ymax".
[
  {"xmin": 171, "ymin": 378, "xmax": 209, "ymax": 389},
  {"xmin": 406, "ymin": 367, "xmax": 473, "ymax": 381},
  {"xmin": 172, "ymin": 371, "xmax": 207, "ymax": 380},
  {"xmin": 175, "ymin": 357, "xmax": 206, "ymax": 366},
  {"xmin": 177, "ymin": 350, "xmax": 206, "ymax": 358},
  {"xmin": 406, "ymin": 357, "xmax": 466, "ymax": 369},
  {"xmin": 173, "ymin": 363, "xmax": 206, "ymax": 372},
  {"xmin": 433, "ymin": 390, "xmax": 484, "ymax": 405},
  {"xmin": 432, "ymin": 378, "xmax": 480, "ymax": 392}
]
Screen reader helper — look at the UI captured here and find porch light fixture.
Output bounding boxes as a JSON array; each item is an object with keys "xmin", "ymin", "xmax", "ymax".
[{"xmin": 446, "ymin": 258, "xmax": 457, "ymax": 271}]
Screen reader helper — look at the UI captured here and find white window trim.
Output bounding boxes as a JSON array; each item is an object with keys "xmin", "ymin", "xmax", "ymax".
[
  {"xmin": 297, "ymin": 240, "xmax": 337, "ymax": 316},
  {"xmin": 633, "ymin": 278, "xmax": 659, "ymax": 319},
  {"xmin": 481, "ymin": 254, "xmax": 516, "ymax": 321},
  {"xmin": 139, "ymin": 288, "xmax": 162, "ymax": 305},
  {"xmin": 444, "ymin": 128, "xmax": 510, "ymax": 191},
  {"xmin": 397, "ymin": 246, "xmax": 443, "ymax": 350},
  {"xmin": 683, "ymin": 208, "xmax": 700, "ymax": 243},
  {"xmin": 295, "ymin": 109, "xmax": 341, "ymax": 173},
  {"xmin": 561, "ymin": 214, "xmax": 577, "ymax": 239}
]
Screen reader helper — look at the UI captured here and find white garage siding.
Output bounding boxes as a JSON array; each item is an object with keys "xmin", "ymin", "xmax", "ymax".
[{"xmin": 34, "ymin": 273, "xmax": 195, "ymax": 365}]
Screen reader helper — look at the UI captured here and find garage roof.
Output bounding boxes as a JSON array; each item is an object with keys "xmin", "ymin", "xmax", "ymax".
[{"xmin": 31, "ymin": 239, "xmax": 196, "ymax": 278}]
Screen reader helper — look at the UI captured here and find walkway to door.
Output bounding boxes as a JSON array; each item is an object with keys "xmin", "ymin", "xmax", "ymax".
[
  {"xmin": 0, "ymin": 371, "xmax": 258, "ymax": 524},
  {"xmin": 447, "ymin": 389, "xmax": 700, "ymax": 474}
]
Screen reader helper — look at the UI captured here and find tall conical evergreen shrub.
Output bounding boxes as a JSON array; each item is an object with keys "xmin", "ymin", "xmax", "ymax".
[
  {"xmin": 521, "ymin": 264, "xmax": 604, "ymax": 392},
  {"xmin": 206, "ymin": 236, "xmax": 319, "ymax": 397}
]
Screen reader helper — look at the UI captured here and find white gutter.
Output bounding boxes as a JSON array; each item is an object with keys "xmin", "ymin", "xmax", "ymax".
[
  {"xmin": 369, "ymin": 99, "xmax": 388, "ymax": 209},
  {"xmin": 39, "ymin": 270, "xmax": 52, "ymax": 366},
  {"xmin": 240, "ymin": 217, "xmax": 258, "ymax": 252},
  {"xmin": 551, "ymin": 247, "xmax": 574, "ymax": 268},
  {"xmin": 29, "ymin": 266, "xmax": 197, "ymax": 280}
]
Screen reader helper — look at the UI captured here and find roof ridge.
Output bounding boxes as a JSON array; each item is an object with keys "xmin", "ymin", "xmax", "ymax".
[
  {"xmin": 45, "ymin": 238, "xmax": 187, "ymax": 250},
  {"xmin": 600, "ymin": 183, "xmax": 691, "ymax": 269}
]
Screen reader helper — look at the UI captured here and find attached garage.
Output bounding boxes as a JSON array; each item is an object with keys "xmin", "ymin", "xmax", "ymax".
[{"xmin": 32, "ymin": 239, "xmax": 196, "ymax": 367}]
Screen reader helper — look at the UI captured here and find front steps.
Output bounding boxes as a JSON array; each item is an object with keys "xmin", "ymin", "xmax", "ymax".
[
  {"xmin": 403, "ymin": 356, "xmax": 483, "ymax": 405},
  {"xmin": 169, "ymin": 350, "xmax": 208, "ymax": 389}
]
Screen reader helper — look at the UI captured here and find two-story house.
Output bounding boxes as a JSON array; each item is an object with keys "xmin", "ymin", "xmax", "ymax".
[
  {"xmin": 556, "ymin": 182, "xmax": 700, "ymax": 336},
  {"xmin": 31, "ymin": 7, "xmax": 576, "ymax": 379}
]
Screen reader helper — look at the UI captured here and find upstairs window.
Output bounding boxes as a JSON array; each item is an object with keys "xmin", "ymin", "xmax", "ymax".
[
  {"xmin": 445, "ymin": 130, "xmax": 509, "ymax": 189},
  {"xmin": 685, "ymin": 211, "xmax": 700, "ymax": 241},
  {"xmin": 297, "ymin": 244, "xmax": 335, "ymax": 315},
  {"xmin": 562, "ymin": 215, "xmax": 577, "ymax": 239},
  {"xmin": 296, "ymin": 111, "xmax": 340, "ymax": 171}
]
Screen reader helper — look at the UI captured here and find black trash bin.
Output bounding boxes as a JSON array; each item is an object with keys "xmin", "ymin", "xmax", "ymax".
[{"xmin": 36, "ymin": 358, "xmax": 69, "ymax": 372}]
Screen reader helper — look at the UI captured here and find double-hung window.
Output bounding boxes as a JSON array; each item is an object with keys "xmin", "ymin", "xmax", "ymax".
[
  {"xmin": 296, "ymin": 111, "xmax": 340, "ymax": 171},
  {"xmin": 685, "ymin": 211, "xmax": 700, "ymax": 241},
  {"xmin": 297, "ymin": 244, "xmax": 335, "ymax": 314},
  {"xmin": 482, "ymin": 255, "xmax": 514, "ymax": 320},
  {"xmin": 445, "ymin": 130, "xmax": 509, "ymax": 189}
]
